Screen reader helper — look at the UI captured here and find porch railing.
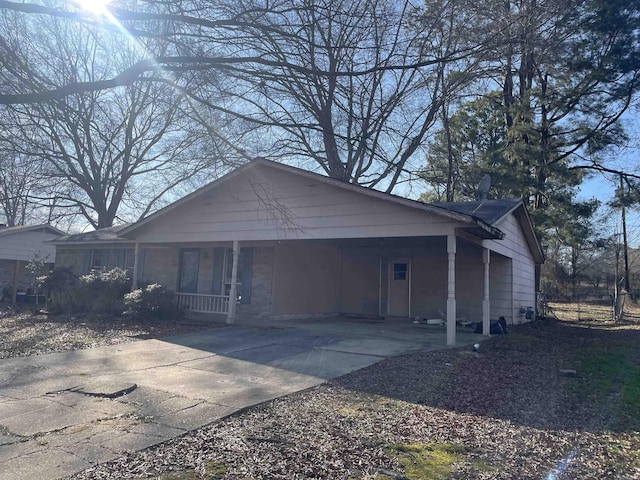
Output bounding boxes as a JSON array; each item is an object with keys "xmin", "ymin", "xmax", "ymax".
[{"xmin": 175, "ymin": 292, "xmax": 229, "ymax": 314}]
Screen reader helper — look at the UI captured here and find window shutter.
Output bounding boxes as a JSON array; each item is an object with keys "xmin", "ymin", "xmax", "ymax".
[
  {"xmin": 82, "ymin": 250, "xmax": 91, "ymax": 274},
  {"xmin": 137, "ymin": 249, "xmax": 146, "ymax": 285},
  {"xmin": 240, "ymin": 248, "xmax": 253, "ymax": 304},
  {"xmin": 212, "ymin": 248, "xmax": 225, "ymax": 295}
]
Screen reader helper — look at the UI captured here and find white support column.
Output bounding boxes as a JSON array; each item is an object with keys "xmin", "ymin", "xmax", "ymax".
[
  {"xmin": 446, "ymin": 235, "xmax": 457, "ymax": 346},
  {"xmin": 483, "ymin": 248, "xmax": 491, "ymax": 336},
  {"xmin": 131, "ymin": 242, "xmax": 140, "ymax": 292},
  {"xmin": 227, "ymin": 240, "xmax": 240, "ymax": 324}
]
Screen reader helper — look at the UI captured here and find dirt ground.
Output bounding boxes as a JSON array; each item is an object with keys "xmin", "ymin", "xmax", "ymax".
[{"xmin": 2, "ymin": 303, "xmax": 640, "ymax": 479}]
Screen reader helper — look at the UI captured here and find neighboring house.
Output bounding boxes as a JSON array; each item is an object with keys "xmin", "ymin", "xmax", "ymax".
[
  {"xmin": 0, "ymin": 224, "xmax": 65, "ymax": 303},
  {"xmin": 52, "ymin": 159, "xmax": 544, "ymax": 345}
]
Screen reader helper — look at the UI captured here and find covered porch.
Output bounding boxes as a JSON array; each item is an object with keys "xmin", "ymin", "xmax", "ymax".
[{"xmin": 133, "ymin": 234, "xmax": 508, "ymax": 346}]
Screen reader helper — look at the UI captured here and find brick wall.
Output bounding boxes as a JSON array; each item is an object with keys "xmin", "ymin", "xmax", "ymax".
[
  {"xmin": 54, "ymin": 248, "xmax": 85, "ymax": 275},
  {"xmin": 141, "ymin": 247, "xmax": 179, "ymax": 290}
]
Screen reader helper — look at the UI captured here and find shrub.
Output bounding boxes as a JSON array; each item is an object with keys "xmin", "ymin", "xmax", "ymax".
[
  {"xmin": 38, "ymin": 267, "xmax": 79, "ymax": 312},
  {"xmin": 124, "ymin": 284, "xmax": 180, "ymax": 320},
  {"xmin": 77, "ymin": 267, "xmax": 131, "ymax": 313}
]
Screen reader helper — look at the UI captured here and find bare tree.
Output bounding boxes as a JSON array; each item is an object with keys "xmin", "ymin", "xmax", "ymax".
[
  {"xmin": 190, "ymin": 0, "xmax": 490, "ymax": 190},
  {"xmin": 0, "ymin": 152, "xmax": 41, "ymax": 225},
  {"xmin": 0, "ymin": 0, "xmax": 494, "ymax": 192},
  {"xmin": 0, "ymin": 9, "xmax": 224, "ymax": 228}
]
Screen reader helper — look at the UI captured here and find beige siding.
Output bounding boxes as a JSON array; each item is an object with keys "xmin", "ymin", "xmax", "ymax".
[
  {"xmin": 271, "ymin": 242, "xmax": 342, "ymax": 315},
  {"xmin": 0, "ymin": 230, "xmax": 59, "ymax": 262},
  {"xmin": 410, "ymin": 252, "xmax": 448, "ymax": 319},
  {"xmin": 133, "ymin": 165, "xmax": 464, "ymax": 243},
  {"xmin": 485, "ymin": 214, "xmax": 536, "ymax": 321},
  {"xmin": 454, "ymin": 243, "xmax": 484, "ymax": 322},
  {"xmin": 339, "ymin": 247, "xmax": 380, "ymax": 315},
  {"xmin": 490, "ymin": 253, "xmax": 513, "ymax": 322}
]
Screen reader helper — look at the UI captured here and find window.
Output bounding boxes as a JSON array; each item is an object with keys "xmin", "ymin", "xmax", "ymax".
[
  {"xmin": 123, "ymin": 249, "xmax": 135, "ymax": 277},
  {"xmin": 86, "ymin": 248, "xmax": 136, "ymax": 276},
  {"xmin": 393, "ymin": 262, "xmax": 407, "ymax": 280},
  {"xmin": 178, "ymin": 249, "xmax": 200, "ymax": 293},
  {"xmin": 90, "ymin": 249, "xmax": 104, "ymax": 271}
]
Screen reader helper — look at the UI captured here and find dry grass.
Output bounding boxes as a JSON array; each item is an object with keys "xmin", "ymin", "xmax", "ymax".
[{"xmin": 549, "ymin": 299, "xmax": 640, "ymax": 325}]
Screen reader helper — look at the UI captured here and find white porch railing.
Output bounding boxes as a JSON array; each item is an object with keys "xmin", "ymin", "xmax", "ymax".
[{"xmin": 175, "ymin": 292, "xmax": 229, "ymax": 314}]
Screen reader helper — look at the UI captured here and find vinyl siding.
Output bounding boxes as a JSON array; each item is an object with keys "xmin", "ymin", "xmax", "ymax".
[
  {"xmin": 485, "ymin": 214, "xmax": 536, "ymax": 321},
  {"xmin": 0, "ymin": 230, "xmax": 59, "ymax": 262},
  {"xmin": 132, "ymin": 165, "xmax": 465, "ymax": 243},
  {"xmin": 490, "ymin": 253, "xmax": 513, "ymax": 322},
  {"xmin": 339, "ymin": 247, "xmax": 381, "ymax": 316}
]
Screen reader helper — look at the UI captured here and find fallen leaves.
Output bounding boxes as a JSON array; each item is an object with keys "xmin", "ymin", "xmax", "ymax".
[
  {"xmin": 3, "ymin": 308, "xmax": 640, "ymax": 479},
  {"xmin": 0, "ymin": 308, "xmax": 216, "ymax": 359}
]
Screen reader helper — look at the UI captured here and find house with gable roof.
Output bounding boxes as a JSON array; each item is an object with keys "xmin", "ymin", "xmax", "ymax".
[
  {"xmin": 52, "ymin": 159, "xmax": 544, "ymax": 345},
  {"xmin": 0, "ymin": 224, "xmax": 65, "ymax": 303}
]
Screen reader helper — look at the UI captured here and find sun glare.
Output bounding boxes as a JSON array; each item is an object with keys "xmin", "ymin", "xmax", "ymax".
[{"xmin": 73, "ymin": 0, "xmax": 111, "ymax": 16}]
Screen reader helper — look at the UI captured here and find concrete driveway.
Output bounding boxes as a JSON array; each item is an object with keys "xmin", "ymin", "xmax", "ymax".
[{"xmin": 0, "ymin": 317, "xmax": 479, "ymax": 480}]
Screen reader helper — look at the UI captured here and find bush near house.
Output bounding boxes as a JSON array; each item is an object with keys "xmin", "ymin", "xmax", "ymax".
[
  {"xmin": 39, "ymin": 267, "xmax": 180, "ymax": 318},
  {"xmin": 39, "ymin": 267, "xmax": 130, "ymax": 314},
  {"xmin": 38, "ymin": 266, "xmax": 79, "ymax": 313},
  {"xmin": 77, "ymin": 268, "xmax": 130, "ymax": 313},
  {"xmin": 124, "ymin": 283, "xmax": 181, "ymax": 320}
]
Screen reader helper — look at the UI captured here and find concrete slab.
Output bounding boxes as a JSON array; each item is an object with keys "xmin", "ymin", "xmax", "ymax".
[
  {"xmin": 0, "ymin": 439, "xmax": 46, "ymax": 463},
  {"xmin": 316, "ymin": 338, "xmax": 425, "ymax": 357},
  {"xmin": 268, "ymin": 349, "xmax": 384, "ymax": 379},
  {"xmin": 0, "ymin": 317, "xmax": 481, "ymax": 480},
  {"xmin": 75, "ymin": 381, "xmax": 137, "ymax": 398},
  {"xmin": 1, "ymin": 446, "xmax": 94, "ymax": 480},
  {"xmin": 155, "ymin": 401, "xmax": 236, "ymax": 431},
  {"xmin": 0, "ymin": 399, "xmax": 122, "ymax": 437}
]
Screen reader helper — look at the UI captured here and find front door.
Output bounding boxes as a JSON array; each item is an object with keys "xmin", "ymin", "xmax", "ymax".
[{"xmin": 388, "ymin": 258, "xmax": 410, "ymax": 317}]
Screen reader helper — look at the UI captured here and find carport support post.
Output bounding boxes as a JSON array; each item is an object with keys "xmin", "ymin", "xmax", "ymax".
[
  {"xmin": 446, "ymin": 235, "xmax": 457, "ymax": 346},
  {"xmin": 227, "ymin": 240, "xmax": 240, "ymax": 324},
  {"xmin": 483, "ymin": 248, "xmax": 490, "ymax": 337}
]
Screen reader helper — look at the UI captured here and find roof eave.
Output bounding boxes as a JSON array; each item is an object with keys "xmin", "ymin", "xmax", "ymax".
[{"xmin": 50, "ymin": 238, "xmax": 134, "ymax": 246}]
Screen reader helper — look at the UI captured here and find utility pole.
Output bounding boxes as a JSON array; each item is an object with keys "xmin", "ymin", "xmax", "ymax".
[{"xmin": 620, "ymin": 174, "xmax": 631, "ymax": 296}]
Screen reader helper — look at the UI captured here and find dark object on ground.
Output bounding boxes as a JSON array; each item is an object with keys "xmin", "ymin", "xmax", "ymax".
[{"xmin": 474, "ymin": 317, "xmax": 509, "ymax": 334}]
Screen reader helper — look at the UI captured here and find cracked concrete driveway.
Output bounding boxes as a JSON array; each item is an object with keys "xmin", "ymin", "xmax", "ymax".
[{"xmin": 0, "ymin": 317, "xmax": 479, "ymax": 480}]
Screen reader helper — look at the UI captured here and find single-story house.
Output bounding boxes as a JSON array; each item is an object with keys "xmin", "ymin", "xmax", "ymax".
[
  {"xmin": 52, "ymin": 159, "xmax": 544, "ymax": 345},
  {"xmin": 0, "ymin": 224, "xmax": 65, "ymax": 303}
]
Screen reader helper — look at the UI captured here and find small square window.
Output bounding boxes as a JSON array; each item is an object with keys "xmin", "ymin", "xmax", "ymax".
[{"xmin": 393, "ymin": 263, "xmax": 407, "ymax": 280}]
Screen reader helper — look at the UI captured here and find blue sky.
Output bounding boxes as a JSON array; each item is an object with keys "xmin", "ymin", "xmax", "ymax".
[{"xmin": 577, "ymin": 149, "xmax": 640, "ymax": 247}]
